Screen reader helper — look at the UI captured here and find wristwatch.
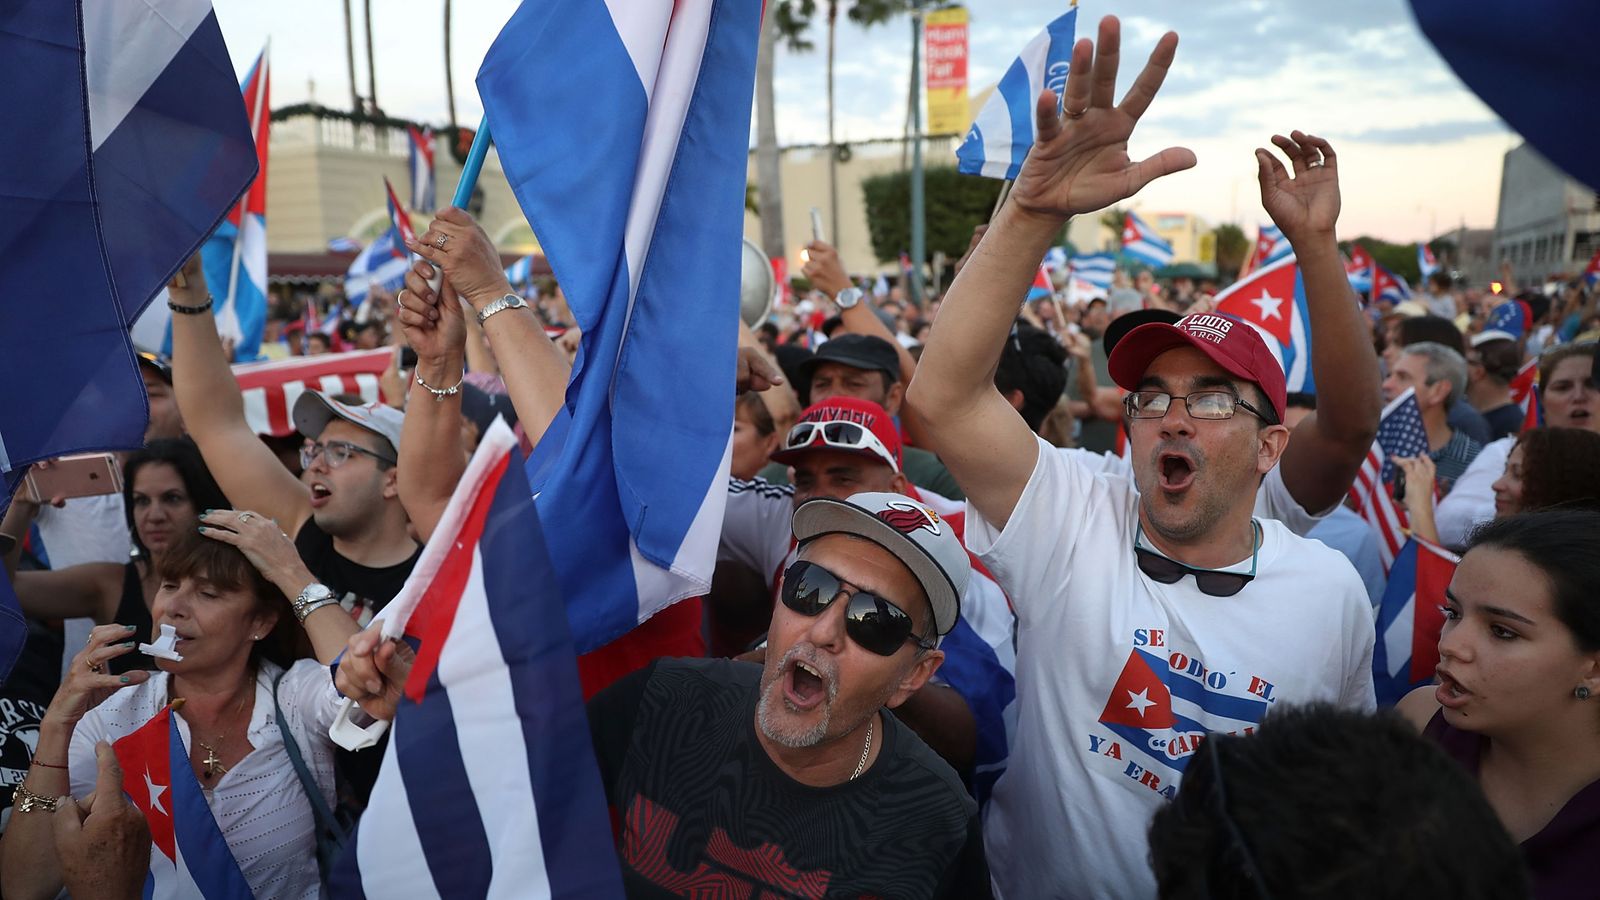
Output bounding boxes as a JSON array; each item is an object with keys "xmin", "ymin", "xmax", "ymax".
[
  {"xmin": 477, "ymin": 293, "xmax": 529, "ymax": 325},
  {"xmin": 293, "ymin": 583, "xmax": 339, "ymax": 623},
  {"xmin": 835, "ymin": 286, "xmax": 864, "ymax": 309}
]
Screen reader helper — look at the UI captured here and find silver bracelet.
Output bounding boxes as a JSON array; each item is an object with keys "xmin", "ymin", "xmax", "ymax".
[{"xmin": 414, "ymin": 368, "xmax": 464, "ymax": 402}]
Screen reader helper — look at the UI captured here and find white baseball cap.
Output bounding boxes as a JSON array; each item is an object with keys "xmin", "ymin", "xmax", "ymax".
[
  {"xmin": 292, "ymin": 391, "xmax": 404, "ymax": 457},
  {"xmin": 791, "ymin": 491, "xmax": 969, "ymax": 636}
]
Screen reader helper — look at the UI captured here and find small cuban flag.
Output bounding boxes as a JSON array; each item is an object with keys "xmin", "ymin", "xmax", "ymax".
[
  {"xmin": 1418, "ymin": 243, "xmax": 1440, "ymax": 280},
  {"xmin": 113, "ymin": 705, "xmax": 254, "ymax": 899},
  {"xmin": 1121, "ymin": 211, "xmax": 1175, "ymax": 268},
  {"xmin": 1373, "ymin": 537, "xmax": 1460, "ymax": 707},
  {"xmin": 1372, "ymin": 264, "xmax": 1413, "ymax": 306},
  {"xmin": 1214, "ymin": 253, "xmax": 1315, "ymax": 394},
  {"xmin": 1346, "ymin": 244, "xmax": 1375, "ymax": 293},
  {"xmin": 955, "ymin": 7, "xmax": 1078, "ymax": 180},
  {"xmin": 1583, "ymin": 247, "xmax": 1600, "ymax": 289}
]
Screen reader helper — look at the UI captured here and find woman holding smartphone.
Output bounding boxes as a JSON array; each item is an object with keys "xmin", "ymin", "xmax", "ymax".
[{"xmin": 0, "ymin": 438, "xmax": 228, "ymax": 672}]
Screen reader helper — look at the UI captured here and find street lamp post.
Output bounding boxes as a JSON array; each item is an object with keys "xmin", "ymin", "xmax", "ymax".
[{"xmin": 908, "ymin": 2, "xmax": 928, "ymax": 308}]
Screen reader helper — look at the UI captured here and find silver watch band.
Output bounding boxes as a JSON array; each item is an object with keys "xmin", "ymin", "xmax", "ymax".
[
  {"xmin": 477, "ymin": 293, "xmax": 527, "ymax": 325},
  {"xmin": 294, "ymin": 597, "xmax": 340, "ymax": 623}
]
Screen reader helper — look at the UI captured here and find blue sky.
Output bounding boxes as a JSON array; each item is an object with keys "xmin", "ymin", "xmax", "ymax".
[{"xmin": 213, "ymin": 0, "xmax": 1517, "ymax": 242}]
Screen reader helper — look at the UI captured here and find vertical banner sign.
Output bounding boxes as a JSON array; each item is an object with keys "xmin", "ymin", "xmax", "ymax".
[{"xmin": 925, "ymin": 7, "xmax": 970, "ymax": 135}]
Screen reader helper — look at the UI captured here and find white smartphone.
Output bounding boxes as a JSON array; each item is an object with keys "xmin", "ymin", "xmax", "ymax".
[{"xmin": 810, "ymin": 207, "xmax": 825, "ymax": 244}]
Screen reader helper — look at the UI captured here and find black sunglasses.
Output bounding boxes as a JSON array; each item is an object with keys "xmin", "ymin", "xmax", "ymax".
[
  {"xmin": 1133, "ymin": 523, "xmax": 1259, "ymax": 598},
  {"xmin": 780, "ymin": 560, "xmax": 933, "ymax": 657}
]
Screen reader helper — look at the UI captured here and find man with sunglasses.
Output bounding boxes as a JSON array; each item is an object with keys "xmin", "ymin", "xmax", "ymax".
[
  {"xmin": 720, "ymin": 398, "xmax": 1019, "ymax": 801},
  {"xmin": 589, "ymin": 492, "xmax": 991, "ymax": 898},
  {"xmin": 905, "ymin": 19, "xmax": 1377, "ymax": 898}
]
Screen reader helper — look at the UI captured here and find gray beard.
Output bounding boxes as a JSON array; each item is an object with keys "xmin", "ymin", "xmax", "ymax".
[{"xmin": 756, "ymin": 647, "xmax": 840, "ymax": 748}]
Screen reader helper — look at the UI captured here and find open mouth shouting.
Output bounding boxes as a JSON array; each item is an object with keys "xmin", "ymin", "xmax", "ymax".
[
  {"xmin": 1435, "ymin": 667, "xmax": 1473, "ymax": 710},
  {"xmin": 309, "ymin": 482, "xmax": 333, "ymax": 509},
  {"xmin": 784, "ymin": 654, "xmax": 834, "ymax": 713},
  {"xmin": 1156, "ymin": 450, "xmax": 1197, "ymax": 493}
]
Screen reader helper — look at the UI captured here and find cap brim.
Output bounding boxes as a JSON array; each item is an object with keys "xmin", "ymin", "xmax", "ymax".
[
  {"xmin": 1107, "ymin": 322, "xmax": 1262, "ymax": 395},
  {"xmin": 791, "ymin": 498, "xmax": 959, "ymax": 636}
]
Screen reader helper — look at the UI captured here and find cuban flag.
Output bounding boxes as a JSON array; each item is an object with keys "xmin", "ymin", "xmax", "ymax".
[
  {"xmin": 1097, "ymin": 648, "xmax": 1270, "ymax": 776},
  {"xmin": 1069, "ymin": 253, "xmax": 1116, "ymax": 292},
  {"xmin": 1122, "ymin": 212, "xmax": 1175, "ymax": 268},
  {"xmin": 1372, "ymin": 263, "xmax": 1412, "ymax": 306},
  {"xmin": 1510, "ymin": 357, "xmax": 1543, "ymax": 432},
  {"xmin": 343, "ymin": 228, "xmax": 410, "ymax": 310},
  {"xmin": 1042, "ymin": 245, "xmax": 1068, "ymax": 272},
  {"xmin": 328, "ymin": 236, "xmax": 363, "ymax": 254},
  {"xmin": 1418, "ymin": 243, "xmax": 1440, "ymax": 280},
  {"xmin": 330, "ymin": 420, "xmax": 624, "ymax": 897},
  {"xmin": 1028, "ymin": 265, "xmax": 1053, "ymax": 301},
  {"xmin": 1348, "ymin": 388, "xmax": 1429, "ymax": 571},
  {"xmin": 1585, "ymin": 247, "xmax": 1600, "ymax": 289},
  {"xmin": 1372, "ymin": 537, "xmax": 1460, "ymax": 707},
  {"xmin": 1346, "ymin": 244, "xmax": 1374, "ymax": 293},
  {"xmin": 505, "ymin": 254, "xmax": 536, "ymax": 293},
  {"xmin": 1240, "ymin": 224, "xmax": 1291, "ymax": 277},
  {"xmin": 0, "ymin": 0, "xmax": 256, "ymax": 680},
  {"xmin": 955, "ymin": 8, "xmax": 1077, "ymax": 180},
  {"xmin": 407, "ymin": 125, "xmax": 436, "ymax": 214},
  {"xmin": 478, "ymin": 0, "xmax": 760, "ymax": 651},
  {"xmin": 112, "ymin": 706, "xmax": 254, "ymax": 899},
  {"xmin": 1214, "ymin": 254, "xmax": 1315, "ymax": 393}
]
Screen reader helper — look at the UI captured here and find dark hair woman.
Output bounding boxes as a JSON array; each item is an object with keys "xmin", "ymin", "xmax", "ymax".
[
  {"xmin": 1398, "ymin": 510, "xmax": 1600, "ymax": 898},
  {"xmin": 0, "ymin": 439, "xmax": 228, "ymax": 674},
  {"xmin": 0, "ymin": 516, "xmax": 361, "ymax": 900}
]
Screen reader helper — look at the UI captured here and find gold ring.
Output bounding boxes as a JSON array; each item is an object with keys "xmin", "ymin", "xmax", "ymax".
[
  {"xmin": 1064, "ymin": 106, "xmax": 1088, "ymax": 120},
  {"xmin": 87, "ymin": 660, "xmax": 104, "ymax": 675},
  {"xmin": 239, "ymin": 512, "xmax": 255, "ymax": 523}
]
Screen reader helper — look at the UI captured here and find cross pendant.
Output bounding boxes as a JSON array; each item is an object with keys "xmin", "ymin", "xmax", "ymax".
[{"xmin": 203, "ymin": 746, "xmax": 223, "ymax": 778}]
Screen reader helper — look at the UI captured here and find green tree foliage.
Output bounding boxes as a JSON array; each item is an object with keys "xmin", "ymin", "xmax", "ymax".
[
  {"xmin": 1213, "ymin": 224, "xmax": 1248, "ymax": 277},
  {"xmin": 772, "ymin": 0, "xmax": 908, "ymax": 49},
  {"xmin": 861, "ymin": 168, "xmax": 1003, "ymax": 263},
  {"xmin": 1343, "ymin": 236, "xmax": 1422, "ymax": 284}
]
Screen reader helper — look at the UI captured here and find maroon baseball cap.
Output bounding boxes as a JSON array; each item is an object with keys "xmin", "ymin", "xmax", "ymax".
[
  {"xmin": 770, "ymin": 397, "xmax": 903, "ymax": 472},
  {"xmin": 1108, "ymin": 313, "xmax": 1287, "ymax": 420}
]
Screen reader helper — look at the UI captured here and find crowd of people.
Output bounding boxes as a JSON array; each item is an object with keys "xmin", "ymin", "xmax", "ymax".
[{"xmin": 2, "ymin": 15, "xmax": 1599, "ymax": 900}]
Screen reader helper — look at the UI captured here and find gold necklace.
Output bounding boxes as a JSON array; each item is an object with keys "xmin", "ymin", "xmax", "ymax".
[{"xmin": 171, "ymin": 683, "xmax": 252, "ymax": 781}]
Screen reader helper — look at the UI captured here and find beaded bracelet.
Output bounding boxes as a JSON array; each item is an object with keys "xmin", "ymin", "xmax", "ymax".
[
  {"xmin": 168, "ymin": 294, "xmax": 214, "ymax": 315},
  {"xmin": 415, "ymin": 368, "xmax": 465, "ymax": 402}
]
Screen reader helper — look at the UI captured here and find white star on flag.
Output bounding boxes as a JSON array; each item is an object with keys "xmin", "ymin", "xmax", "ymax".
[
  {"xmin": 1125, "ymin": 688, "xmax": 1157, "ymax": 717},
  {"xmin": 144, "ymin": 768, "xmax": 168, "ymax": 816},
  {"xmin": 1250, "ymin": 290, "xmax": 1284, "ymax": 321}
]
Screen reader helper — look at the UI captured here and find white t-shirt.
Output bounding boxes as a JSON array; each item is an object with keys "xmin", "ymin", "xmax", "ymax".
[
  {"xmin": 1061, "ymin": 448, "xmax": 1328, "ymax": 537},
  {"xmin": 967, "ymin": 437, "xmax": 1375, "ymax": 899},
  {"xmin": 1434, "ymin": 434, "xmax": 1512, "ymax": 550},
  {"xmin": 70, "ymin": 659, "xmax": 341, "ymax": 900}
]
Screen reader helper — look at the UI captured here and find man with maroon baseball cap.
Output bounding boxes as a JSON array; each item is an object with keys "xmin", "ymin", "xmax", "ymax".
[
  {"xmin": 904, "ymin": 19, "xmax": 1378, "ymax": 896},
  {"xmin": 719, "ymin": 396, "xmax": 1020, "ymax": 798}
]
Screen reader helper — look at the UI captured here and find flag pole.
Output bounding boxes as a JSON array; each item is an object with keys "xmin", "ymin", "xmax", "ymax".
[
  {"xmin": 426, "ymin": 116, "xmax": 494, "ymax": 295},
  {"xmin": 225, "ymin": 42, "xmax": 270, "ymax": 340}
]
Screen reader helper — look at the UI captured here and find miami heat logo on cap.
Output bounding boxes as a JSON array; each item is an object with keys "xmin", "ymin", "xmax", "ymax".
[
  {"xmin": 876, "ymin": 500, "xmax": 943, "ymax": 536},
  {"xmin": 1179, "ymin": 314, "xmax": 1234, "ymax": 345}
]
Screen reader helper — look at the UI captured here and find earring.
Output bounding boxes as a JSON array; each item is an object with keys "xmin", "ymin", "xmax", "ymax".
[
  {"xmin": 1576, "ymin": 686, "xmax": 1591, "ymax": 701},
  {"xmin": 252, "ymin": 634, "xmax": 261, "ymax": 641}
]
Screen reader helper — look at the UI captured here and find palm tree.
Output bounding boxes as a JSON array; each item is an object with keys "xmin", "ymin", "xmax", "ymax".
[
  {"xmin": 363, "ymin": 0, "xmax": 379, "ymax": 114},
  {"xmin": 754, "ymin": 8, "xmax": 785, "ymax": 262},
  {"xmin": 343, "ymin": 0, "xmax": 359, "ymax": 112},
  {"xmin": 444, "ymin": 0, "xmax": 457, "ymax": 129},
  {"xmin": 775, "ymin": 0, "xmax": 907, "ymax": 242}
]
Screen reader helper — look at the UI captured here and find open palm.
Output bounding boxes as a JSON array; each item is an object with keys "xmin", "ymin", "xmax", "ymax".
[
  {"xmin": 1009, "ymin": 17, "xmax": 1196, "ymax": 221},
  {"xmin": 1257, "ymin": 131, "xmax": 1341, "ymax": 241}
]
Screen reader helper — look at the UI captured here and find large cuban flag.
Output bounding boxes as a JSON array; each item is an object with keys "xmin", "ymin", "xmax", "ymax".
[
  {"xmin": 1122, "ymin": 212, "xmax": 1175, "ymax": 268},
  {"xmin": 199, "ymin": 46, "xmax": 271, "ymax": 362},
  {"xmin": 330, "ymin": 420, "xmax": 624, "ymax": 898},
  {"xmin": 1214, "ymin": 253, "xmax": 1315, "ymax": 394},
  {"xmin": 477, "ymin": 0, "xmax": 761, "ymax": 651},
  {"xmin": 0, "ymin": 0, "xmax": 256, "ymax": 679},
  {"xmin": 1372, "ymin": 537, "xmax": 1459, "ymax": 707},
  {"xmin": 955, "ymin": 8, "xmax": 1077, "ymax": 181},
  {"xmin": 113, "ymin": 706, "xmax": 255, "ymax": 899}
]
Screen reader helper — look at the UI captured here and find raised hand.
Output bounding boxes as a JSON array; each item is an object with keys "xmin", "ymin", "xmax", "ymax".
[
  {"xmin": 396, "ymin": 261, "xmax": 469, "ymax": 366},
  {"xmin": 1257, "ymin": 131, "xmax": 1341, "ymax": 244},
  {"xmin": 44, "ymin": 625, "xmax": 150, "ymax": 729},
  {"xmin": 802, "ymin": 241, "xmax": 852, "ymax": 298},
  {"xmin": 405, "ymin": 207, "xmax": 515, "ymax": 312},
  {"xmin": 1008, "ymin": 16, "xmax": 1195, "ymax": 222}
]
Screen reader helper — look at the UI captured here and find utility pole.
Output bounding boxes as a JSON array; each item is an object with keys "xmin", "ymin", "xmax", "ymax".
[{"xmin": 908, "ymin": 2, "xmax": 927, "ymax": 307}]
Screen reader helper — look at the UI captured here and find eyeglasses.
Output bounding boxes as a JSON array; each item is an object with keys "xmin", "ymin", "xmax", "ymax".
[
  {"xmin": 1124, "ymin": 390, "xmax": 1275, "ymax": 424},
  {"xmin": 779, "ymin": 560, "xmax": 933, "ymax": 657},
  {"xmin": 1133, "ymin": 522, "xmax": 1259, "ymax": 598},
  {"xmin": 299, "ymin": 439, "xmax": 395, "ymax": 470},
  {"xmin": 783, "ymin": 421, "xmax": 898, "ymax": 470}
]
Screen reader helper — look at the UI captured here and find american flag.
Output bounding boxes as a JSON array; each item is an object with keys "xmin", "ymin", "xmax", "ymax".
[{"xmin": 1349, "ymin": 388, "xmax": 1428, "ymax": 570}]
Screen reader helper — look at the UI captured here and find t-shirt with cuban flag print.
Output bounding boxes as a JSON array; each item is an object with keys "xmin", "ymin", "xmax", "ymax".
[{"xmin": 965, "ymin": 435, "xmax": 1375, "ymax": 900}]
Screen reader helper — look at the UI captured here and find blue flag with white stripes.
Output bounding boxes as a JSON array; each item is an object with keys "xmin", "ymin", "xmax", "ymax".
[{"xmin": 955, "ymin": 8, "xmax": 1077, "ymax": 180}]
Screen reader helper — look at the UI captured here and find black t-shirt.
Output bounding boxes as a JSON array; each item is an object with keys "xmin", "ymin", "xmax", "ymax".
[
  {"xmin": 1482, "ymin": 402, "xmax": 1524, "ymax": 443},
  {"xmin": 0, "ymin": 619, "xmax": 62, "ymax": 832},
  {"xmin": 589, "ymin": 658, "xmax": 991, "ymax": 899},
  {"xmin": 294, "ymin": 519, "xmax": 419, "ymax": 622},
  {"xmin": 109, "ymin": 562, "xmax": 156, "ymax": 676}
]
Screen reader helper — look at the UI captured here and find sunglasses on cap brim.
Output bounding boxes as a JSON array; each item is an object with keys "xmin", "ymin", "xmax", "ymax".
[
  {"xmin": 779, "ymin": 559, "xmax": 933, "ymax": 656},
  {"xmin": 782, "ymin": 421, "xmax": 898, "ymax": 470}
]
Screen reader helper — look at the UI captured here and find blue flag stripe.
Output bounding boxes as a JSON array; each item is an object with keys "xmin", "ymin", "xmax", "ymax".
[{"xmin": 395, "ymin": 676, "xmax": 496, "ymax": 898}]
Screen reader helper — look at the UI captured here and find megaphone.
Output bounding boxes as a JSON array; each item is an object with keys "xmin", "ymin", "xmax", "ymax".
[{"xmin": 740, "ymin": 239, "xmax": 777, "ymax": 328}]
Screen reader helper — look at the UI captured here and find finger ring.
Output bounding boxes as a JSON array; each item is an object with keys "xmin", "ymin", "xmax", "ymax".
[
  {"xmin": 87, "ymin": 660, "xmax": 104, "ymax": 674},
  {"xmin": 1308, "ymin": 159, "xmax": 1325, "ymax": 168},
  {"xmin": 239, "ymin": 512, "xmax": 255, "ymax": 523},
  {"xmin": 434, "ymin": 234, "xmax": 450, "ymax": 249},
  {"xmin": 1063, "ymin": 106, "xmax": 1088, "ymax": 120}
]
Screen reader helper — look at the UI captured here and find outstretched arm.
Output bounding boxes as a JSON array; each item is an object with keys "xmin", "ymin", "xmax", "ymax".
[
  {"xmin": 907, "ymin": 17, "xmax": 1194, "ymax": 529},
  {"xmin": 167, "ymin": 256, "xmax": 312, "ymax": 531},
  {"xmin": 1260, "ymin": 133, "xmax": 1382, "ymax": 514}
]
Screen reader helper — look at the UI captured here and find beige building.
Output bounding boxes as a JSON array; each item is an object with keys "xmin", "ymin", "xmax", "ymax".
[{"xmin": 1146, "ymin": 211, "xmax": 1212, "ymax": 265}]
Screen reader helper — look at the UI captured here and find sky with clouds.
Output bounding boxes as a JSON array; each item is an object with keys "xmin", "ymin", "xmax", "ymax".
[{"xmin": 213, "ymin": 0, "xmax": 1517, "ymax": 242}]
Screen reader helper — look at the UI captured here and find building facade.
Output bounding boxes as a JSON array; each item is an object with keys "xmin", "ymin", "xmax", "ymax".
[{"xmin": 1492, "ymin": 142, "xmax": 1600, "ymax": 285}]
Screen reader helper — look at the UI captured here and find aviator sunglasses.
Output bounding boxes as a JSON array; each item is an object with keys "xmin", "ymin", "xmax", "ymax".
[
  {"xmin": 780, "ymin": 559, "xmax": 934, "ymax": 656},
  {"xmin": 1133, "ymin": 522, "xmax": 1260, "ymax": 598}
]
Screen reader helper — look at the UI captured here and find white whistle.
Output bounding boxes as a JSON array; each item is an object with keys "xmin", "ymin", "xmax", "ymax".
[
  {"xmin": 329, "ymin": 697, "xmax": 390, "ymax": 751},
  {"xmin": 138, "ymin": 623, "xmax": 184, "ymax": 662}
]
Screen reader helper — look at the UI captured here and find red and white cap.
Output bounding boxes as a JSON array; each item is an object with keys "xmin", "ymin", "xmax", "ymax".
[
  {"xmin": 1108, "ymin": 313, "xmax": 1287, "ymax": 420},
  {"xmin": 292, "ymin": 391, "xmax": 405, "ymax": 454},
  {"xmin": 770, "ymin": 397, "xmax": 903, "ymax": 472},
  {"xmin": 792, "ymin": 491, "xmax": 968, "ymax": 636}
]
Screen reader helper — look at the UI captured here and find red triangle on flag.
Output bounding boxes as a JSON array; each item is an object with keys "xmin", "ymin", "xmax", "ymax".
[
  {"xmin": 1214, "ymin": 256, "xmax": 1297, "ymax": 347},
  {"xmin": 113, "ymin": 706, "xmax": 178, "ymax": 862},
  {"xmin": 1098, "ymin": 650, "xmax": 1176, "ymax": 729},
  {"xmin": 1409, "ymin": 539, "xmax": 1460, "ymax": 683}
]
